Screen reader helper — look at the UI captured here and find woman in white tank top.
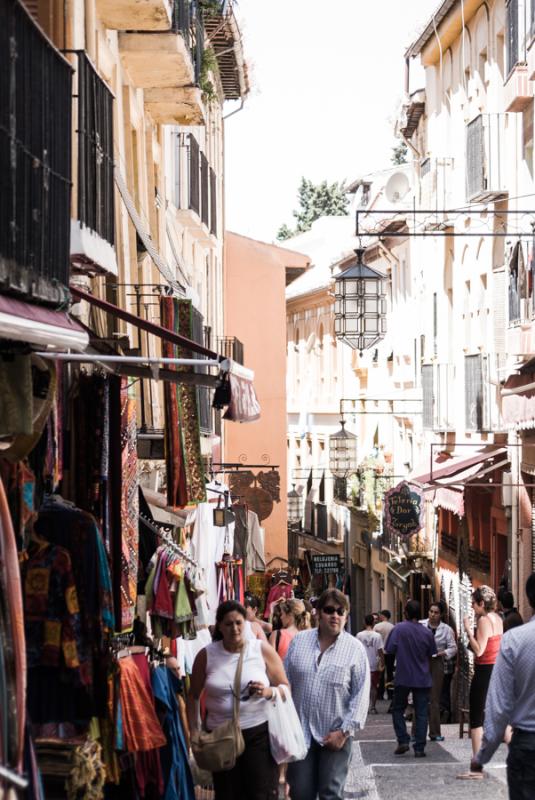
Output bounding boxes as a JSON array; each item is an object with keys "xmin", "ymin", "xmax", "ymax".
[{"xmin": 187, "ymin": 600, "xmax": 288, "ymax": 799}]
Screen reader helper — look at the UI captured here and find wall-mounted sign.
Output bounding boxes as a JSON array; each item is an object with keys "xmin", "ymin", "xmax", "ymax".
[
  {"xmin": 384, "ymin": 481, "xmax": 424, "ymax": 539},
  {"xmin": 311, "ymin": 554, "xmax": 341, "ymax": 575}
]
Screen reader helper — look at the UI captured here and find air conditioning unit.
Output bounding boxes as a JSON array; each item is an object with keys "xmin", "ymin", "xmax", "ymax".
[{"xmin": 466, "ymin": 114, "xmax": 509, "ymax": 203}]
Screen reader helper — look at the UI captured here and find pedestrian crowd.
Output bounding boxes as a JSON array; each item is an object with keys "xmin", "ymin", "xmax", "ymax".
[{"xmin": 186, "ymin": 575, "xmax": 535, "ymax": 800}]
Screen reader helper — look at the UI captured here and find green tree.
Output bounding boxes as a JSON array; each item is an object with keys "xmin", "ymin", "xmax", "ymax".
[
  {"xmin": 391, "ymin": 141, "xmax": 408, "ymax": 165},
  {"xmin": 276, "ymin": 177, "xmax": 348, "ymax": 240}
]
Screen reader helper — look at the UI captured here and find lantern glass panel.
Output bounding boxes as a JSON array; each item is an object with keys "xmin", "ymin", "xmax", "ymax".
[
  {"xmin": 346, "ymin": 298, "xmax": 359, "ymax": 314},
  {"xmin": 365, "ymin": 298, "xmax": 379, "ymax": 313},
  {"xmin": 345, "ymin": 279, "xmax": 357, "ymax": 295},
  {"xmin": 366, "ymin": 279, "xmax": 378, "ymax": 293},
  {"xmin": 365, "ymin": 318, "xmax": 379, "ymax": 333},
  {"xmin": 346, "ymin": 318, "xmax": 359, "ymax": 332}
]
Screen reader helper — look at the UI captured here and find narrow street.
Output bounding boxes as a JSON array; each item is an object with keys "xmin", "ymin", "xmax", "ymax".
[{"xmin": 345, "ymin": 701, "xmax": 508, "ymax": 800}]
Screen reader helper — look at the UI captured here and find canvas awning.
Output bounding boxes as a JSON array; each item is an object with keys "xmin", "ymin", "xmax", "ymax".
[
  {"xmin": 410, "ymin": 446, "xmax": 508, "ymax": 487},
  {"xmin": 387, "ymin": 561, "xmax": 415, "ymax": 591},
  {"xmin": 502, "ymin": 373, "xmax": 535, "ymax": 430},
  {"xmin": 0, "ymin": 294, "xmax": 89, "ymax": 351}
]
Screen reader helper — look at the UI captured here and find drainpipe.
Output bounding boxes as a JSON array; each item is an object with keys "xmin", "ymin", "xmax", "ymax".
[{"xmin": 511, "ymin": 432, "xmax": 520, "ymax": 600}]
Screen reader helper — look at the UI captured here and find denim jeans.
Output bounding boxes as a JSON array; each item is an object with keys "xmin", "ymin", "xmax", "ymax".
[
  {"xmin": 287, "ymin": 737, "xmax": 352, "ymax": 800},
  {"xmin": 507, "ymin": 729, "xmax": 535, "ymax": 800},
  {"xmin": 392, "ymin": 685, "xmax": 430, "ymax": 753}
]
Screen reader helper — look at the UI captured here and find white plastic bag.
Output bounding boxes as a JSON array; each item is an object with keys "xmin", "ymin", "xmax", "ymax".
[{"xmin": 266, "ymin": 685, "xmax": 308, "ymax": 764}]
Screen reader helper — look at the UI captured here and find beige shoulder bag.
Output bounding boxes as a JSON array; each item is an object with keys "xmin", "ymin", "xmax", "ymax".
[{"xmin": 191, "ymin": 645, "xmax": 246, "ymax": 772}]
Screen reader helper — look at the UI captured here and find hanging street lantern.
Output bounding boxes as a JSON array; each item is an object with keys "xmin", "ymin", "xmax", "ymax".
[
  {"xmin": 287, "ymin": 484, "xmax": 303, "ymax": 524},
  {"xmin": 334, "ymin": 247, "xmax": 387, "ymax": 354},
  {"xmin": 329, "ymin": 420, "xmax": 358, "ymax": 478}
]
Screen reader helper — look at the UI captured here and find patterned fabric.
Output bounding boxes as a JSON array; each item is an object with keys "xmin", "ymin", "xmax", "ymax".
[
  {"xmin": 419, "ymin": 619, "xmax": 457, "ymax": 660},
  {"xmin": 284, "ymin": 629, "xmax": 370, "ymax": 747},
  {"xmin": 478, "ymin": 615, "xmax": 535, "ymax": 765},
  {"xmin": 118, "ymin": 656, "xmax": 167, "ymax": 752},
  {"xmin": 119, "ymin": 380, "xmax": 139, "ymax": 632},
  {"xmin": 160, "ymin": 297, "xmax": 189, "ymax": 508},
  {"xmin": 176, "ymin": 299, "xmax": 206, "ymax": 504},
  {"xmin": 23, "ymin": 542, "xmax": 82, "ymax": 674}
]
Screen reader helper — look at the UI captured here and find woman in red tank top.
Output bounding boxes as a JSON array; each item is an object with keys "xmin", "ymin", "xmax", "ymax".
[{"xmin": 457, "ymin": 585, "xmax": 503, "ymax": 780}]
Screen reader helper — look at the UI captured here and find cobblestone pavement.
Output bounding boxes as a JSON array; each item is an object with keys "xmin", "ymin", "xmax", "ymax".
[{"xmin": 343, "ymin": 701, "xmax": 509, "ymax": 800}]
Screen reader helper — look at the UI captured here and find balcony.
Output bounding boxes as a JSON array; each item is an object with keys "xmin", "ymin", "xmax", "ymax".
[
  {"xmin": 397, "ymin": 89, "xmax": 425, "ymax": 140},
  {"xmin": 200, "ymin": 0, "xmax": 249, "ymax": 99},
  {"xmin": 465, "ymin": 114, "xmax": 509, "ymax": 203},
  {"xmin": 504, "ymin": 64, "xmax": 532, "ymax": 112},
  {"xmin": 217, "ymin": 336, "xmax": 244, "ymax": 365},
  {"xmin": 70, "ymin": 53, "xmax": 117, "ymax": 277},
  {"xmin": 120, "ymin": 0, "xmax": 205, "ymax": 125},
  {"xmin": 0, "ymin": 0, "xmax": 72, "ymax": 306},
  {"xmin": 96, "ymin": 0, "xmax": 172, "ymax": 31},
  {"xmin": 175, "ymin": 134, "xmax": 216, "ymax": 243}
]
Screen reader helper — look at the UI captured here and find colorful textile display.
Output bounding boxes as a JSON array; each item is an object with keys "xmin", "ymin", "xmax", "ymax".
[
  {"xmin": 119, "ymin": 381, "xmax": 139, "ymax": 632},
  {"xmin": 118, "ymin": 656, "xmax": 166, "ymax": 753},
  {"xmin": 160, "ymin": 297, "xmax": 205, "ymax": 507}
]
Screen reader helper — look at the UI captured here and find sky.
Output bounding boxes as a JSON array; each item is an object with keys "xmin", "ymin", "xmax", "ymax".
[{"xmin": 224, "ymin": 0, "xmax": 432, "ymax": 243}]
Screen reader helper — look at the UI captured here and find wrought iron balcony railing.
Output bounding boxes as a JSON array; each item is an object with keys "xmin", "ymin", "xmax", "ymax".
[
  {"xmin": 217, "ymin": 336, "xmax": 244, "ymax": 365},
  {"xmin": 0, "ymin": 0, "xmax": 72, "ymax": 304},
  {"xmin": 75, "ymin": 51, "xmax": 115, "ymax": 248},
  {"xmin": 173, "ymin": 0, "xmax": 204, "ymax": 84}
]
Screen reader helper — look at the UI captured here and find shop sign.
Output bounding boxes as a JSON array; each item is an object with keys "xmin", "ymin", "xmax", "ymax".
[
  {"xmin": 223, "ymin": 373, "xmax": 261, "ymax": 423},
  {"xmin": 311, "ymin": 554, "xmax": 341, "ymax": 575},
  {"xmin": 384, "ymin": 481, "xmax": 423, "ymax": 539}
]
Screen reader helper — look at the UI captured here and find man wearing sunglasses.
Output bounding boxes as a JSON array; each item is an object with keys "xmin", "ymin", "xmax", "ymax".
[{"xmin": 284, "ymin": 588, "xmax": 370, "ymax": 800}]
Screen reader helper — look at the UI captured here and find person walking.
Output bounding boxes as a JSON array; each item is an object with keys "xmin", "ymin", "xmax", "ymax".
[
  {"xmin": 187, "ymin": 600, "xmax": 288, "ymax": 799},
  {"xmin": 357, "ymin": 614, "xmax": 384, "ymax": 714},
  {"xmin": 385, "ymin": 600, "xmax": 436, "ymax": 758},
  {"xmin": 269, "ymin": 598, "xmax": 309, "ymax": 659},
  {"xmin": 284, "ymin": 588, "xmax": 370, "ymax": 800},
  {"xmin": 457, "ymin": 585, "xmax": 503, "ymax": 781},
  {"xmin": 419, "ymin": 601, "xmax": 457, "ymax": 741},
  {"xmin": 501, "ymin": 591, "xmax": 524, "ymax": 632},
  {"xmin": 469, "ymin": 572, "xmax": 535, "ymax": 797},
  {"xmin": 374, "ymin": 609, "xmax": 394, "ymax": 701}
]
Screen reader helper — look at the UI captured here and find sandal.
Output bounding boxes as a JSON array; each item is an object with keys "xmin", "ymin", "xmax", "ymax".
[{"xmin": 456, "ymin": 771, "xmax": 484, "ymax": 780}]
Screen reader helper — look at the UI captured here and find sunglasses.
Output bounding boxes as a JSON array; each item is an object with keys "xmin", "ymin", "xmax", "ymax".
[{"xmin": 322, "ymin": 605, "xmax": 346, "ymax": 616}]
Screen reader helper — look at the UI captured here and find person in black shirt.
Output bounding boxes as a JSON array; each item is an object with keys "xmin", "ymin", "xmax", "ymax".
[{"xmin": 500, "ymin": 591, "xmax": 524, "ymax": 632}]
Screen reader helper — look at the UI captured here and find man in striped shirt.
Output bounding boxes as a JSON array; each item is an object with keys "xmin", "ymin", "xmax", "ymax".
[{"xmin": 285, "ymin": 588, "xmax": 370, "ymax": 800}]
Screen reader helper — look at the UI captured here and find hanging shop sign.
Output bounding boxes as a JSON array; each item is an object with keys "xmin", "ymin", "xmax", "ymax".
[
  {"xmin": 311, "ymin": 554, "xmax": 341, "ymax": 575},
  {"xmin": 384, "ymin": 481, "xmax": 424, "ymax": 539}
]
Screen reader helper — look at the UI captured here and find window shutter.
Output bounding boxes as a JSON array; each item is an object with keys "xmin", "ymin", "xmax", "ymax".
[
  {"xmin": 493, "ymin": 268, "xmax": 507, "ymax": 371},
  {"xmin": 422, "ymin": 364, "xmax": 434, "ymax": 429}
]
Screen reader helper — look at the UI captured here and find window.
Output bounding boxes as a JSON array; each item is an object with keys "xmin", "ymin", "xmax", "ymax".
[{"xmin": 506, "ymin": 0, "xmax": 519, "ymax": 76}]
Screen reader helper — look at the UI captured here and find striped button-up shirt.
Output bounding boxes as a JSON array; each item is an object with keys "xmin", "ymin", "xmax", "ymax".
[
  {"xmin": 477, "ymin": 614, "xmax": 535, "ymax": 765},
  {"xmin": 284, "ymin": 629, "xmax": 370, "ymax": 748}
]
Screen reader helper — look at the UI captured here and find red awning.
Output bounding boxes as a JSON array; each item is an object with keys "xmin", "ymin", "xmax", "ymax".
[
  {"xmin": 502, "ymin": 373, "xmax": 535, "ymax": 430},
  {"xmin": 70, "ymin": 286, "xmax": 219, "ymax": 359},
  {"xmin": 0, "ymin": 294, "xmax": 88, "ymax": 350},
  {"xmin": 410, "ymin": 445, "xmax": 508, "ymax": 486}
]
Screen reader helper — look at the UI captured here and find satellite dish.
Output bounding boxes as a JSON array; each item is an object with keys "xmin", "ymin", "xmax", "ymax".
[{"xmin": 384, "ymin": 171, "xmax": 411, "ymax": 203}]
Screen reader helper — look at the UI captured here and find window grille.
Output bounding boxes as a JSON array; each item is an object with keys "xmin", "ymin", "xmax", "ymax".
[
  {"xmin": 209, "ymin": 167, "xmax": 217, "ymax": 236},
  {"xmin": 506, "ymin": 0, "xmax": 519, "ymax": 76},
  {"xmin": 188, "ymin": 134, "xmax": 200, "ymax": 215},
  {"xmin": 76, "ymin": 52, "xmax": 115, "ymax": 247},
  {"xmin": 200, "ymin": 152, "xmax": 209, "ymax": 227},
  {"xmin": 0, "ymin": 0, "xmax": 72, "ymax": 302},
  {"xmin": 422, "ymin": 364, "xmax": 434, "ymax": 430}
]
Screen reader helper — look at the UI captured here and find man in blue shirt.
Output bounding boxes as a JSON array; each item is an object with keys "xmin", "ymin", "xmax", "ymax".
[
  {"xmin": 285, "ymin": 588, "xmax": 370, "ymax": 800},
  {"xmin": 385, "ymin": 600, "xmax": 436, "ymax": 757}
]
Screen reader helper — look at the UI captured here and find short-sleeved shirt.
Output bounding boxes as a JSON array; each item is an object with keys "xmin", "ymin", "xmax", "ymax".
[
  {"xmin": 385, "ymin": 621, "xmax": 437, "ymax": 688},
  {"xmin": 374, "ymin": 620, "xmax": 394, "ymax": 646},
  {"xmin": 357, "ymin": 630, "xmax": 384, "ymax": 671}
]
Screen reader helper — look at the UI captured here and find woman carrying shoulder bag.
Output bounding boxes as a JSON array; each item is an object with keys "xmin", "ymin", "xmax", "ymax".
[{"xmin": 187, "ymin": 600, "xmax": 288, "ymax": 799}]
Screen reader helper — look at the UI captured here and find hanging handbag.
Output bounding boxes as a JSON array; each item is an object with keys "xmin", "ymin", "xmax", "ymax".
[{"xmin": 191, "ymin": 646, "xmax": 246, "ymax": 772}]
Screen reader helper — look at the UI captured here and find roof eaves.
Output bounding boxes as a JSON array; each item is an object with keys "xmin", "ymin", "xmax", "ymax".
[{"xmin": 405, "ymin": 0, "xmax": 457, "ymax": 59}]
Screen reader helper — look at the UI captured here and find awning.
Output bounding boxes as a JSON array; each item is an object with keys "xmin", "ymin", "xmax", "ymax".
[
  {"xmin": 410, "ymin": 445, "xmax": 508, "ymax": 487},
  {"xmin": 0, "ymin": 294, "xmax": 89, "ymax": 351},
  {"xmin": 433, "ymin": 487, "xmax": 465, "ymax": 517},
  {"xmin": 70, "ymin": 285, "xmax": 218, "ymax": 359},
  {"xmin": 387, "ymin": 561, "xmax": 415, "ymax": 591},
  {"xmin": 502, "ymin": 373, "xmax": 535, "ymax": 430}
]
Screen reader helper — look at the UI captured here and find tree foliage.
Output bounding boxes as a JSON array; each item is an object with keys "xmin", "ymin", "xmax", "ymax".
[
  {"xmin": 391, "ymin": 141, "xmax": 408, "ymax": 165},
  {"xmin": 276, "ymin": 177, "xmax": 348, "ymax": 241}
]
